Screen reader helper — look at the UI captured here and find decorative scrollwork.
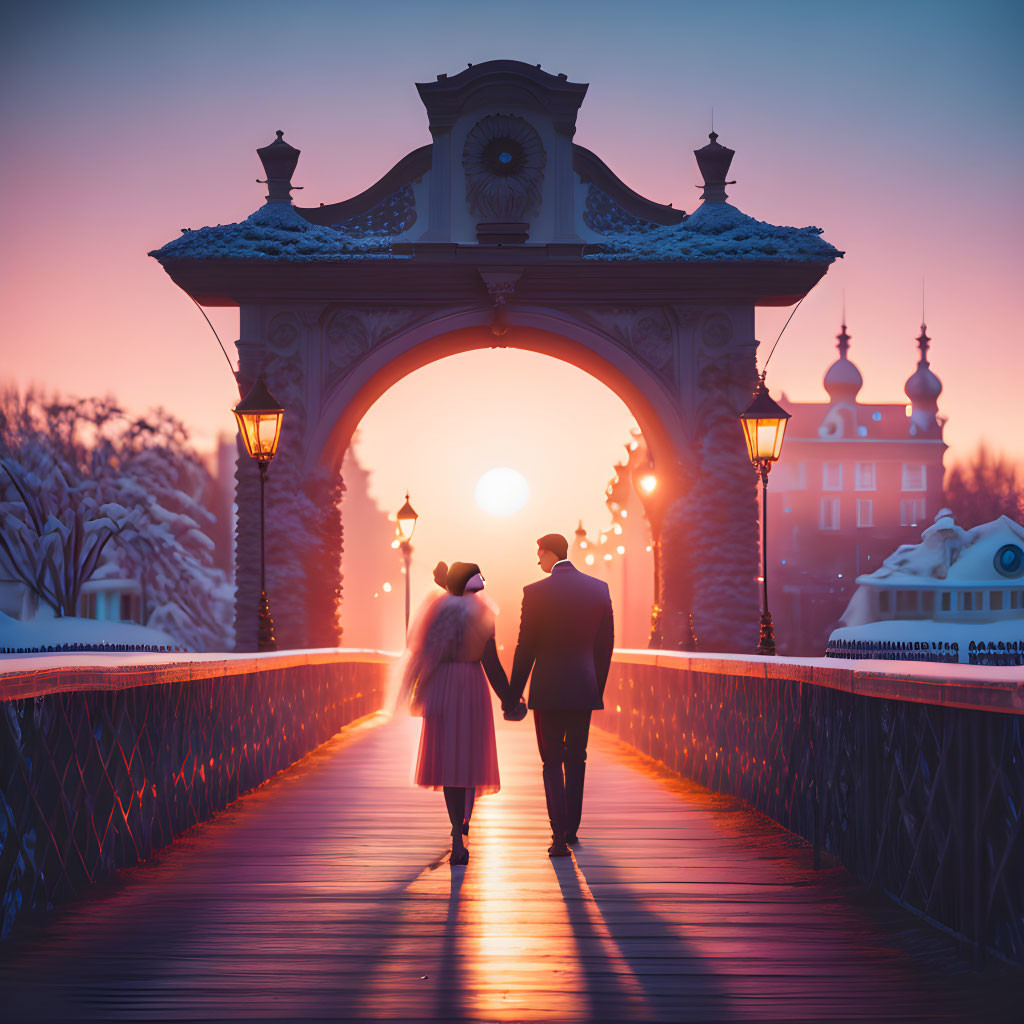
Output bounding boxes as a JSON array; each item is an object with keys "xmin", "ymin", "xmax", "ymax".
[
  {"xmin": 576, "ymin": 306, "xmax": 675, "ymax": 375},
  {"xmin": 323, "ymin": 308, "xmax": 424, "ymax": 390},
  {"xmin": 700, "ymin": 311, "xmax": 733, "ymax": 350},
  {"xmin": 462, "ymin": 115, "xmax": 546, "ymax": 222}
]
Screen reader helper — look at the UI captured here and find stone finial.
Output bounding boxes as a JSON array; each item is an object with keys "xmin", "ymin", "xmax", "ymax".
[
  {"xmin": 694, "ymin": 131, "xmax": 736, "ymax": 203},
  {"xmin": 256, "ymin": 130, "xmax": 301, "ymax": 204}
]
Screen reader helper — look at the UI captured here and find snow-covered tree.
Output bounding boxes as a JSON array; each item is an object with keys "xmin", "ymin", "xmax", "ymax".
[
  {"xmin": 945, "ymin": 445, "xmax": 1024, "ymax": 527},
  {"xmin": 0, "ymin": 455, "xmax": 134, "ymax": 617},
  {"xmin": 0, "ymin": 389, "xmax": 234, "ymax": 650}
]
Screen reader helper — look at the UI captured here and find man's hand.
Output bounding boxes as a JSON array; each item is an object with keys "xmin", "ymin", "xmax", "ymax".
[{"xmin": 503, "ymin": 700, "xmax": 528, "ymax": 722}]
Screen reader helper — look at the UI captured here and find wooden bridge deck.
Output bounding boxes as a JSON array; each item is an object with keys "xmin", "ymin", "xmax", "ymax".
[{"xmin": 2, "ymin": 712, "xmax": 1020, "ymax": 1022}]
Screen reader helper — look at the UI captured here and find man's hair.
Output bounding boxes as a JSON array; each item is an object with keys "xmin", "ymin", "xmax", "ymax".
[{"xmin": 537, "ymin": 533, "xmax": 569, "ymax": 561}]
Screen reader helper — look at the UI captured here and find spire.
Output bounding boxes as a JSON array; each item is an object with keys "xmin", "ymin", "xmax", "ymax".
[
  {"xmin": 694, "ymin": 131, "xmax": 736, "ymax": 203},
  {"xmin": 904, "ymin": 322, "xmax": 943, "ymax": 432},
  {"xmin": 256, "ymin": 130, "xmax": 301, "ymax": 205},
  {"xmin": 823, "ymin": 320, "xmax": 862, "ymax": 404},
  {"xmin": 837, "ymin": 322, "xmax": 851, "ymax": 359},
  {"xmin": 916, "ymin": 322, "xmax": 930, "ymax": 362}
]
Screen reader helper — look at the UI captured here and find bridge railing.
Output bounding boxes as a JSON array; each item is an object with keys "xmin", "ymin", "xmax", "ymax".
[
  {"xmin": 604, "ymin": 651, "xmax": 1024, "ymax": 967},
  {"xmin": 0, "ymin": 650, "xmax": 394, "ymax": 940}
]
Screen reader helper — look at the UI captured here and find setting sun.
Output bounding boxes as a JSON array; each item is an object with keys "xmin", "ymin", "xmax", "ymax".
[{"xmin": 475, "ymin": 467, "xmax": 530, "ymax": 517}]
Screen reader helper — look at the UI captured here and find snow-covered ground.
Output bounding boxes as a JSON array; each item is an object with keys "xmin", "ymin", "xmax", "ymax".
[{"xmin": 0, "ymin": 609, "xmax": 181, "ymax": 653}]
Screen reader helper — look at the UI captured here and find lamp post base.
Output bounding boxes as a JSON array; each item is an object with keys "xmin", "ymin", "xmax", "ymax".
[
  {"xmin": 757, "ymin": 610, "xmax": 776, "ymax": 657},
  {"xmin": 257, "ymin": 589, "xmax": 277, "ymax": 652}
]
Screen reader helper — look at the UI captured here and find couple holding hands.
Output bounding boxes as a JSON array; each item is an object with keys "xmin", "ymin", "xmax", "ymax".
[{"xmin": 399, "ymin": 533, "xmax": 615, "ymax": 865}]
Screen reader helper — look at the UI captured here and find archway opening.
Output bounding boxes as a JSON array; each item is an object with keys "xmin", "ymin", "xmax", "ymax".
[{"xmin": 339, "ymin": 347, "xmax": 658, "ymax": 654}]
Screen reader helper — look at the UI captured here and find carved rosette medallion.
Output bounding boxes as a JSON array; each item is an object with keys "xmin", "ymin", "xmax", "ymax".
[{"xmin": 462, "ymin": 115, "xmax": 546, "ymax": 223}]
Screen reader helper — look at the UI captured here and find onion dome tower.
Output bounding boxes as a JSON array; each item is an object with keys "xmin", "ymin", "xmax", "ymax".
[
  {"xmin": 904, "ymin": 324, "xmax": 943, "ymax": 432},
  {"xmin": 823, "ymin": 322, "xmax": 863, "ymax": 405}
]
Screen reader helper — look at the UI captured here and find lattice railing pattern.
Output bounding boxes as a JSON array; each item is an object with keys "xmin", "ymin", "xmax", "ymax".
[
  {"xmin": 0, "ymin": 657, "xmax": 388, "ymax": 939},
  {"xmin": 603, "ymin": 659, "xmax": 1024, "ymax": 966}
]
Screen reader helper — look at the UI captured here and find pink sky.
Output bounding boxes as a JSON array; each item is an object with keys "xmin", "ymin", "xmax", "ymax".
[{"xmin": 2, "ymin": 3, "xmax": 1022, "ymax": 598}]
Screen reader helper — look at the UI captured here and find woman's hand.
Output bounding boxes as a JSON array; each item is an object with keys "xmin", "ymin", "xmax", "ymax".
[{"xmin": 503, "ymin": 699, "xmax": 528, "ymax": 722}]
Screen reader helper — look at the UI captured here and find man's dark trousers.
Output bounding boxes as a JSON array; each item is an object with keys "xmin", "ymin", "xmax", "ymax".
[{"xmin": 534, "ymin": 709, "xmax": 592, "ymax": 838}]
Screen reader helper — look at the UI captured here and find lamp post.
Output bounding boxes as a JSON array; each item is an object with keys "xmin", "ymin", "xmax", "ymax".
[
  {"xmin": 395, "ymin": 493, "xmax": 418, "ymax": 638},
  {"xmin": 739, "ymin": 372, "xmax": 791, "ymax": 656},
  {"xmin": 233, "ymin": 377, "xmax": 284, "ymax": 652}
]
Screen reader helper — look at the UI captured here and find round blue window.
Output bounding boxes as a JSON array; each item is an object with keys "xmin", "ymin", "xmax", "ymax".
[
  {"xmin": 994, "ymin": 543, "xmax": 1024, "ymax": 578},
  {"xmin": 499, "ymin": 152, "xmax": 513, "ymax": 164}
]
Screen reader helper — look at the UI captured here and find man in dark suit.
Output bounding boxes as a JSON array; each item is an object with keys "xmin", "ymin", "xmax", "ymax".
[{"xmin": 507, "ymin": 533, "xmax": 614, "ymax": 857}]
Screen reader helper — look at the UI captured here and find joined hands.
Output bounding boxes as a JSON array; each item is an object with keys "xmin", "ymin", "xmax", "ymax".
[{"xmin": 503, "ymin": 700, "xmax": 528, "ymax": 722}]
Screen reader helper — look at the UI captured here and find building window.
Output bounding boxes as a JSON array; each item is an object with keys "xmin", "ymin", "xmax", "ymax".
[
  {"xmin": 822, "ymin": 462, "xmax": 843, "ymax": 491},
  {"xmin": 119, "ymin": 592, "xmax": 141, "ymax": 623},
  {"xmin": 896, "ymin": 590, "xmax": 918, "ymax": 614},
  {"xmin": 902, "ymin": 464, "xmax": 927, "ymax": 491},
  {"xmin": 79, "ymin": 593, "xmax": 98, "ymax": 619},
  {"xmin": 857, "ymin": 499, "xmax": 874, "ymax": 527},
  {"xmin": 900, "ymin": 498, "xmax": 926, "ymax": 526},
  {"xmin": 1012, "ymin": 591, "xmax": 1024, "ymax": 609},
  {"xmin": 820, "ymin": 498, "xmax": 840, "ymax": 530},
  {"xmin": 990, "ymin": 591, "xmax": 1003, "ymax": 611},
  {"xmin": 879, "ymin": 591, "xmax": 891, "ymax": 613},
  {"xmin": 940, "ymin": 592, "xmax": 951, "ymax": 612},
  {"xmin": 921, "ymin": 592, "xmax": 934, "ymax": 614},
  {"xmin": 855, "ymin": 462, "xmax": 876, "ymax": 491}
]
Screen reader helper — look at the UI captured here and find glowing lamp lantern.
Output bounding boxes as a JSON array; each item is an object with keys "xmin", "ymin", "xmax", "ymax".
[
  {"xmin": 395, "ymin": 493, "xmax": 418, "ymax": 639},
  {"xmin": 234, "ymin": 377, "xmax": 284, "ymax": 463},
  {"xmin": 639, "ymin": 473, "xmax": 657, "ymax": 495},
  {"xmin": 739, "ymin": 374, "xmax": 791, "ymax": 657},
  {"xmin": 739, "ymin": 377, "xmax": 790, "ymax": 467},
  {"xmin": 233, "ymin": 376, "xmax": 285, "ymax": 653},
  {"xmin": 396, "ymin": 493, "xmax": 419, "ymax": 543}
]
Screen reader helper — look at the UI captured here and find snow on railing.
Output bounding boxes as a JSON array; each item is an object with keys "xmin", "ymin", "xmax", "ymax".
[
  {"xmin": 826, "ymin": 638, "xmax": 1024, "ymax": 666},
  {"xmin": 0, "ymin": 642, "xmax": 186, "ymax": 655}
]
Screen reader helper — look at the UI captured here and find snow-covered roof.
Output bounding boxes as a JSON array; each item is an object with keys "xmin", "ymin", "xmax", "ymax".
[
  {"xmin": 149, "ymin": 203, "xmax": 405, "ymax": 263},
  {"xmin": 583, "ymin": 201, "xmax": 842, "ymax": 263},
  {"xmin": 858, "ymin": 513, "xmax": 1024, "ymax": 588}
]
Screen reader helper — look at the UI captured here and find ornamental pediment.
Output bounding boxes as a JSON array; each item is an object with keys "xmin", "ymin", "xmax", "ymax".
[{"xmin": 150, "ymin": 59, "xmax": 841, "ymax": 271}]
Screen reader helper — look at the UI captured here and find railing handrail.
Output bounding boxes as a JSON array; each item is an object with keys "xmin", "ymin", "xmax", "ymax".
[
  {"xmin": 0, "ymin": 647, "xmax": 401, "ymax": 701},
  {"xmin": 3, "ymin": 646, "xmax": 1021, "ymax": 715},
  {"xmin": 610, "ymin": 648, "xmax": 1024, "ymax": 716}
]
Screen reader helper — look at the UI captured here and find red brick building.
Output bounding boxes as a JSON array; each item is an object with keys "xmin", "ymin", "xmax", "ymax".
[{"xmin": 767, "ymin": 322, "xmax": 946, "ymax": 654}]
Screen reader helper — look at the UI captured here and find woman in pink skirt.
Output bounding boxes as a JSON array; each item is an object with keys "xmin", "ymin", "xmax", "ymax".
[{"xmin": 400, "ymin": 561, "xmax": 521, "ymax": 864}]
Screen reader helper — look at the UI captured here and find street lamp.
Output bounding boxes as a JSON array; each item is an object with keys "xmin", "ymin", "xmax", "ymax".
[
  {"xmin": 739, "ymin": 372, "xmax": 791, "ymax": 656},
  {"xmin": 395, "ymin": 493, "xmax": 418, "ymax": 638},
  {"xmin": 234, "ymin": 376, "xmax": 284, "ymax": 652}
]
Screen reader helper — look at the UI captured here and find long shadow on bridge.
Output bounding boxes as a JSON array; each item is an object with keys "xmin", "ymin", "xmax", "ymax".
[{"xmin": 1, "ymin": 711, "xmax": 1020, "ymax": 1022}]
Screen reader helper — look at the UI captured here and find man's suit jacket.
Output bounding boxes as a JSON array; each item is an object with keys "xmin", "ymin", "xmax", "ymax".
[{"xmin": 508, "ymin": 562, "xmax": 614, "ymax": 711}]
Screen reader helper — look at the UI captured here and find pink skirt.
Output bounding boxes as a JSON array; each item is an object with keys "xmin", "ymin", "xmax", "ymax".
[{"xmin": 414, "ymin": 661, "xmax": 500, "ymax": 794}]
